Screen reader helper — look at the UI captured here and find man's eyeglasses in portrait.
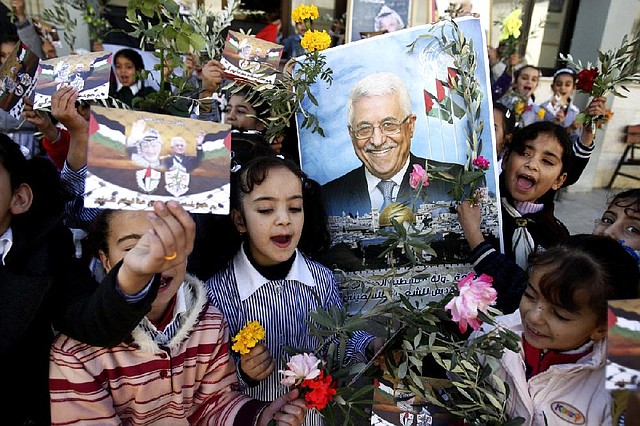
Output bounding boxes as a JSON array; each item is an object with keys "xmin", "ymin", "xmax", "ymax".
[{"xmin": 350, "ymin": 115, "xmax": 412, "ymax": 140}]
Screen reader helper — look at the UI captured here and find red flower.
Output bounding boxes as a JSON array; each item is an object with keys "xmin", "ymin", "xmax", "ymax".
[
  {"xmin": 576, "ymin": 68, "xmax": 598, "ymax": 92},
  {"xmin": 300, "ymin": 370, "xmax": 337, "ymax": 411}
]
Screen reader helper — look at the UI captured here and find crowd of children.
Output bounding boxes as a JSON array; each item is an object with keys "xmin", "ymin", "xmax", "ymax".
[{"xmin": 1, "ymin": 2, "xmax": 640, "ymax": 425}]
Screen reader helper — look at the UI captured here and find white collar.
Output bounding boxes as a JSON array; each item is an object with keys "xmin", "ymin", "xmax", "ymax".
[
  {"xmin": 174, "ymin": 284, "xmax": 187, "ymax": 316},
  {"xmin": 116, "ymin": 79, "xmax": 142, "ymax": 96},
  {"xmin": 233, "ymin": 246, "xmax": 316, "ymax": 301},
  {"xmin": 364, "ymin": 156, "xmax": 410, "ymax": 196},
  {"xmin": 0, "ymin": 227, "xmax": 13, "ymax": 265}
]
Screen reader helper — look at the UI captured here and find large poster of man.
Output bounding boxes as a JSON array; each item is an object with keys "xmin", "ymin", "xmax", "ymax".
[
  {"xmin": 298, "ymin": 17, "xmax": 502, "ymax": 313},
  {"xmin": 85, "ymin": 106, "xmax": 232, "ymax": 214}
]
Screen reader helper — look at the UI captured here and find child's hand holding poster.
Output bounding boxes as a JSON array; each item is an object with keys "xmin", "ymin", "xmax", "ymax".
[
  {"xmin": 0, "ymin": 42, "xmax": 39, "ymax": 120},
  {"xmin": 85, "ymin": 106, "xmax": 232, "ymax": 214},
  {"xmin": 33, "ymin": 51, "xmax": 112, "ymax": 110},
  {"xmin": 220, "ymin": 30, "xmax": 283, "ymax": 85}
]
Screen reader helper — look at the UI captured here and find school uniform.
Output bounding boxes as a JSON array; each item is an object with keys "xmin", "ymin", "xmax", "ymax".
[{"xmin": 206, "ymin": 247, "xmax": 375, "ymax": 426}]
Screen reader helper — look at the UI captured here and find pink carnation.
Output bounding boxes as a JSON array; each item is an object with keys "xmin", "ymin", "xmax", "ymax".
[
  {"xmin": 472, "ymin": 156, "xmax": 490, "ymax": 170},
  {"xmin": 279, "ymin": 353, "xmax": 321, "ymax": 387},
  {"xmin": 445, "ymin": 272, "xmax": 497, "ymax": 333},
  {"xmin": 409, "ymin": 164, "xmax": 429, "ymax": 189}
]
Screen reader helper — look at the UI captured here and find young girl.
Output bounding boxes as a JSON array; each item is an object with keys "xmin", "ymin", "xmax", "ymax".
[
  {"xmin": 457, "ymin": 188, "xmax": 640, "ymax": 314},
  {"xmin": 109, "ymin": 48, "xmax": 156, "ymax": 107},
  {"xmin": 472, "ymin": 234, "xmax": 639, "ymax": 425},
  {"xmin": 498, "ymin": 65, "xmax": 545, "ymax": 128},
  {"xmin": 539, "ymin": 68, "xmax": 579, "ymax": 130},
  {"xmin": 538, "ymin": 68, "xmax": 607, "ymax": 166},
  {"xmin": 205, "ymin": 155, "xmax": 380, "ymax": 426},
  {"xmin": 50, "ymin": 208, "xmax": 307, "ymax": 426},
  {"xmin": 594, "ymin": 188, "xmax": 640, "ymax": 259},
  {"xmin": 499, "ymin": 121, "xmax": 573, "ymax": 266},
  {"xmin": 0, "ymin": 134, "xmax": 180, "ymax": 426}
]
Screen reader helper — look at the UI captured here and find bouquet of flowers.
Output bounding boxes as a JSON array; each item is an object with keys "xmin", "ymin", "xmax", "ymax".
[
  {"xmin": 279, "ymin": 353, "xmax": 338, "ymax": 411},
  {"xmin": 560, "ymin": 31, "xmax": 640, "ymax": 132}
]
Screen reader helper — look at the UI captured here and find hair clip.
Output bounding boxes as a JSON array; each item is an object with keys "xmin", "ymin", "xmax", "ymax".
[
  {"xmin": 505, "ymin": 109, "xmax": 511, "ymax": 118},
  {"xmin": 276, "ymin": 154, "xmax": 285, "ymax": 160}
]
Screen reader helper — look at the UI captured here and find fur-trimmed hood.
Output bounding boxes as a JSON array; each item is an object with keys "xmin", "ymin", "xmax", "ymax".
[{"xmin": 131, "ymin": 274, "xmax": 208, "ymax": 354}]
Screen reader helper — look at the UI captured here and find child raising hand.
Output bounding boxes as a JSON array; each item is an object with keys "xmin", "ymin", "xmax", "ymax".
[{"xmin": 50, "ymin": 207, "xmax": 307, "ymax": 426}]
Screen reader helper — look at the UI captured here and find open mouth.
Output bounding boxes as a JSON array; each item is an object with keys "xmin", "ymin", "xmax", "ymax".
[
  {"xmin": 271, "ymin": 235, "xmax": 292, "ymax": 248},
  {"xmin": 159, "ymin": 275, "xmax": 174, "ymax": 290},
  {"xmin": 515, "ymin": 174, "xmax": 536, "ymax": 192}
]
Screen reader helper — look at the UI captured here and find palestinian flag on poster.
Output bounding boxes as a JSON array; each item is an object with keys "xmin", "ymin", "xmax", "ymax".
[{"xmin": 423, "ymin": 66, "xmax": 465, "ymax": 124}]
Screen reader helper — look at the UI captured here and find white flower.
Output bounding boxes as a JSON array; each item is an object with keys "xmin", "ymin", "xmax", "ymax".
[{"xmin": 279, "ymin": 353, "xmax": 321, "ymax": 387}]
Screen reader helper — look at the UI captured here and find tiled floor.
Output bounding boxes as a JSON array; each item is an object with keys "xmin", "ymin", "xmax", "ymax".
[{"xmin": 555, "ymin": 187, "xmax": 616, "ymax": 235}]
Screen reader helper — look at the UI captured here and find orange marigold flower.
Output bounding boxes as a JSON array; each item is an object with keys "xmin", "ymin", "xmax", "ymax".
[
  {"xmin": 291, "ymin": 4, "xmax": 319, "ymax": 23},
  {"xmin": 301, "ymin": 30, "xmax": 332, "ymax": 52},
  {"xmin": 231, "ymin": 321, "xmax": 265, "ymax": 354}
]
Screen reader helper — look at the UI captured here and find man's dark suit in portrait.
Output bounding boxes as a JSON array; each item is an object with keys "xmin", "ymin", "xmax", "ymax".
[
  {"xmin": 322, "ymin": 71, "xmax": 462, "ymax": 217},
  {"xmin": 160, "ymin": 135, "xmax": 204, "ymax": 173}
]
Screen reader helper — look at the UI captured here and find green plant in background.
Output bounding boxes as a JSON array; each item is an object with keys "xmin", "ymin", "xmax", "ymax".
[
  {"xmin": 560, "ymin": 30, "xmax": 640, "ymax": 132},
  {"xmin": 40, "ymin": 0, "xmax": 111, "ymax": 51},
  {"xmin": 40, "ymin": 3, "xmax": 77, "ymax": 51},
  {"xmin": 231, "ymin": 3, "xmax": 333, "ymax": 144},
  {"xmin": 124, "ymin": 0, "xmax": 239, "ymax": 114}
]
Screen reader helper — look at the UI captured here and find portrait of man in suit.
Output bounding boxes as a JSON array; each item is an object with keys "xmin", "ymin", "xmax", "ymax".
[
  {"xmin": 322, "ymin": 72, "xmax": 463, "ymax": 217},
  {"xmin": 160, "ymin": 134, "xmax": 204, "ymax": 173}
]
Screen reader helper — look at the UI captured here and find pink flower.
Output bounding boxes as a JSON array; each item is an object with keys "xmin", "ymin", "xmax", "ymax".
[
  {"xmin": 472, "ymin": 156, "xmax": 490, "ymax": 170},
  {"xmin": 409, "ymin": 164, "xmax": 429, "ymax": 189},
  {"xmin": 445, "ymin": 272, "xmax": 497, "ymax": 333},
  {"xmin": 279, "ymin": 353, "xmax": 321, "ymax": 387}
]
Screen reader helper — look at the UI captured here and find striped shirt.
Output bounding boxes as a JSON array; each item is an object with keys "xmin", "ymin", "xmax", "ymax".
[
  {"xmin": 49, "ymin": 275, "xmax": 267, "ymax": 425},
  {"xmin": 61, "ymin": 163, "xmax": 101, "ymax": 230},
  {"xmin": 206, "ymin": 248, "xmax": 375, "ymax": 426}
]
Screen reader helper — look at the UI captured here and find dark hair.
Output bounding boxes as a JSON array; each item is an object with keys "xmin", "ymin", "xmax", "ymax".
[
  {"xmin": 226, "ymin": 86, "xmax": 270, "ymax": 124},
  {"xmin": 88, "ymin": 209, "xmax": 117, "ymax": 258},
  {"xmin": 0, "ymin": 133, "xmax": 28, "ymax": 191},
  {"xmin": 508, "ymin": 121, "xmax": 573, "ymax": 174},
  {"xmin": 0, "ymin": 34, "xmax": 19, "ymax": 47},
  {"xmin": 232, "ymin": 155, "xmax": 331, "ymax": 258},
  {"xmin": 0, "ymin": 34, "xmax": 20, "ymax": 45},
  {"xmin": 552, "ymin": 67, "xmax": 577, "ymax": 84},
  {"xmin": 514, "ymin": 64, "xmax": 541, "ymax": 81},
  {"xmin": 0, "ymin": 133, "xmax": 64, "ymax": 220},
  {"xmin": 493, "ymin": 102, "xmax": 516, "ymax": 138},
  {"xmin": 608, "ymin": 188, "xmax": 640, "ymax": 212},
  {"xmin": 114, "ymin": 48, "xmax": 145, "ymax": 72},
  {"xmin": 528, "ymin": 234, "xmax": 640, "ymax": 324}
]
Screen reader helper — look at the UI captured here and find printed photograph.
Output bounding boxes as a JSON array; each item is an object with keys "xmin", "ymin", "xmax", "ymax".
[
  {"xmin": 347, "ymin": 0, "xmax": 412, "ymax": 42},
  {"xmin": 0, "ymin": 42, "xmax": 39, "ymax": 120},
  {"xmin": 297, "ymin": 17, "xmax": 501, "ymax": 312},
  {"xmin": 607, "ymin": 298, "xmax": 640, "ymax": 390},
  {"xmin": 85, "ymin": 106, "xmax": 232, "ymax": 213},
  {"xmin": 220, "ymin": 30, "xmax": 284, "ymax": 85},
  {"xmin": 33, "ymin": 51, "xmax": 113, "ymax": 109}
]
